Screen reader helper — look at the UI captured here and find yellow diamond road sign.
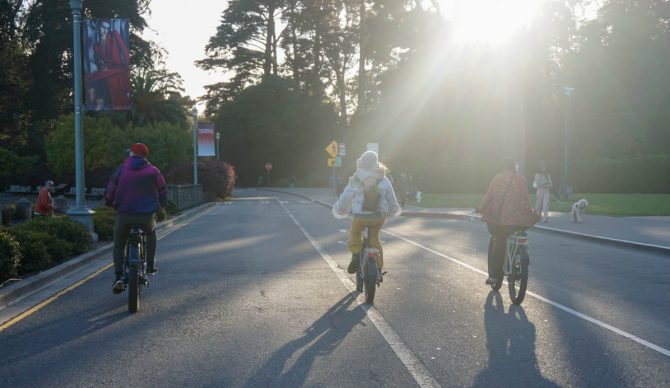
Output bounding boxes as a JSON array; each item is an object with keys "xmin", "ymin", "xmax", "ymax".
[{"xmin": 325, "ymin": 140, "xmax": 338, "ymax": 158}]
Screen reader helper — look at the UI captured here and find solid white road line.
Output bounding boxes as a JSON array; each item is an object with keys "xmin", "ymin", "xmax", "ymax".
[
  {"xmin": 383, "ymin": 229, "xmax": 670, "ymax": 359},
  {"xmin": 279, "ymin": 202, "xmax": 442, "ymax": 388}
]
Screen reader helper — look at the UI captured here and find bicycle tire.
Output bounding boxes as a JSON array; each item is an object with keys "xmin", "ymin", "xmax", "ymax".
[
  {"xmin": 128, "ymin": 245, "xmax": 140, "ymax": 313},
  {"xmin": 508, "ymin": 247, "xmax": 529, "ymax": 305},
  {"xmin": 364, "ymin": 260, "xmax": 378, "ymax": 304},
  {"xmin": 356, "ymin": 266, "xmax": 364, "ymax": 292},
  {"xmin": 488, "ymin": 236, "xmax": 503, "ymax": 291}
]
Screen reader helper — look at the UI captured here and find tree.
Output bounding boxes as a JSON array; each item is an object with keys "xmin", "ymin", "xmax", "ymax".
[
  {"xmin": 565, "ymin": 0, "xmax": 670, "ymax": 158},
  {"xmin": 130, "ymin": 69, "xmax": 187, "ymax": 127},
  {"xmin": 0, "ymin": 0, "xmax": 30, "ymax": 148},
  {"xmin": 197, "ymin": 0, "xmax": 286, "ymax": 115},
  {"xmin": 215, "ymin": 75, "xmax": 337, "ymax": 184}
]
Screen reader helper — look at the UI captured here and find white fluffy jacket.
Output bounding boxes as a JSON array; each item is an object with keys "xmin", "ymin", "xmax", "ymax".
[{"xmin": 332, "ymin": 167, "xmax": 402, "ymax": 219}]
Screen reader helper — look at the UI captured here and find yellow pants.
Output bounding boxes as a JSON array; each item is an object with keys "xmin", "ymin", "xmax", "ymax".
[{"xmin": 348, "ymin": 215, "xmax": 385, "ymax": 269}]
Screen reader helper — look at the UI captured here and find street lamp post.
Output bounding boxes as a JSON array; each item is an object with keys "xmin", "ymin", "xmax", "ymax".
[
  {"xmin": 215, "ymin": 132, "xmax": 220, "ymax": 160},
  {"xmin": 561, "ymin": 86, "xmax": 575, "ymax": 200},
  {"xmin": 68, "ymin": 0, "xmax": 96, "ymax": 240},
  {"xmin": 192, "ymin": 106, "xmax": 198, "ymax": 185}
]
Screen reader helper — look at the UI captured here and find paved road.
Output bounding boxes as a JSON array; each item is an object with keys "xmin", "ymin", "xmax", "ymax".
[{"xmin": 0, "ymin": 189, "xmax": 668, "ymax": 387}]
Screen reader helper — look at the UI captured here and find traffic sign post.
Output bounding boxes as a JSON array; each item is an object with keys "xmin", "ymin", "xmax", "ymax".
[
  {"xmin": 265, "ymin": 162, "xmax": 272, "ymax": 187},
  {"xmin": 325, "ymin": 140, "xmax": 339, "ymax": 193}
]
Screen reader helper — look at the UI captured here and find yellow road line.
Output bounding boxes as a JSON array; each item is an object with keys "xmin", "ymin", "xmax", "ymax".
[
  {"xmin": 0, "ymin": 263, "xmax": 113, "ymax": 333},
  {"xmin": 0, "ymin": 204, "xmax": 216, "ymax": 332}
]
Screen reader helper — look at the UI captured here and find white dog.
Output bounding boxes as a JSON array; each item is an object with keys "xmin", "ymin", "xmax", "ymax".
[{"xmin": 571, "ymin": 198, "xmax": 588, "ymax": 222}]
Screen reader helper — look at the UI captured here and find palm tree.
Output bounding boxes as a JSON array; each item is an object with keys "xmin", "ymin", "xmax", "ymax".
[{"xmin": 131, "ymin": 70, "xmax": 187, "ymax": 126}]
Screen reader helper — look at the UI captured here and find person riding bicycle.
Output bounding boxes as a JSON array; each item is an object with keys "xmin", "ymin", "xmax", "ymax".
[
  {"xmin": 105, "ymin": 143, "xmax": 168, "ymax": 294},
  {"xmin": 476, "ymin": 158, "xmax": 538, "ymax": 286},
  {"xmin": 332, "ymin": 150, "xmax": 401, "ymax": 275}
]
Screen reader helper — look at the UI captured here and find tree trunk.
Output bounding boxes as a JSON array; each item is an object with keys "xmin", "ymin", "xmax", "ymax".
[
  {"xmin": 336, "ymin": 65, "xmax": 348, "ymax": 124},
  {"xmin": 288, "ymin": 0, "xmax": 300, "ymax": 89},
  {"xmin": 265, "ymin": 3, "xmax": 276, "ymax": 76},
  {"xmin": 357, "ymin": 0, "xmax": 366, "ymax": 112}
]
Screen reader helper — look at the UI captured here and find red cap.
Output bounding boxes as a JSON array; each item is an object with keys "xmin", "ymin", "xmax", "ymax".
[{"xmin": 130, "ymin": 143, "xmax": 149, "ymax": 158}]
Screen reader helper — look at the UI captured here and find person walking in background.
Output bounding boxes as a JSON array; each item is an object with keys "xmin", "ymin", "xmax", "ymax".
[
  {"xmin": 332, "ymin": 151, "xmax": 401, "ymax": 275},
  {"xmin": 34, "ymin": 180, "xmax": 55, "ymax": 216},
  {"xmin": 533, "ymin": 162, "xmax": 552, "ymax": 223},
  {"xmin": 105, "ymin": 143, "xmax": 167, "ymax": 294},
  {"xmin": 397, "ymin": 172, "xmax": 410, "ymax": 207}
]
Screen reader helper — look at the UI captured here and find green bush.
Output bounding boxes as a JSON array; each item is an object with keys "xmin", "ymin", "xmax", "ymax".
[
  {"xmin": 14, "ymin": 217, "xmax": 90, "ymax": 255},
  {"xmin": 46, "ymin": 115, "xmax": 192, "ymax": 177},
  {"xmin": 8, "ymin": 229, "xmax": 52, "ymax": 274},
  {"xmin": 166, "ymin": 200, "xmax": 178, "ymax": 215},
  {"xmin": 0, "ymin": 230, "xmax": 21, "ymax": 282},
  {"xmin": 572, "ymin": 156, "xmax": 670, "ymax": 193},
  {"xmin": 93, "ymin": 206, "xmax": 116, "ymax": 241},
  {"xmin": 166, "ymin": 159, "xmax": 236, "ymax": 199}
]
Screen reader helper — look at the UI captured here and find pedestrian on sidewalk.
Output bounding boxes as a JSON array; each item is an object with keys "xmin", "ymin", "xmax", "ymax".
[
  {"xmin": 397, "ymin": 172, "xmax": 410, "ymax": 208},
  {"xmin": 34, "ymin": 180, "xmax": 55, "ymax": 216},
  {"xmin": 332, "ymin": 150, "xmax": 401, "ymax": 274},
  {"xmin": 533, "ymin": 162, "xmax": 552, "ymax": 223}
]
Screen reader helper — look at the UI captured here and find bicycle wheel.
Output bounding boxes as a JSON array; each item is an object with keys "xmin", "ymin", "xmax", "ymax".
[
  {"xmin": 508, "ymin": 247, "xmax": 529, "ymax": 305},
  {"xmin": 488, "ymin": 236, "xmax": 503, "ymax": 291},
  {"xmin": 356, "ymin": 266, "xmax": 364, "ymax": 292},
  {"xmin": 128, "ymin": 245, "xmax": 140, "ymax": 313},
  {"xmin": 364, "ymin": 260, "xmax": 378, "ymax": 304}
]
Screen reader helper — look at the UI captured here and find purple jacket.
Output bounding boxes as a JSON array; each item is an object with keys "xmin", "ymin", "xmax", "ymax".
[{"xmin": 105, "ymin": 156, "xmax": 168, "ymax": 214}]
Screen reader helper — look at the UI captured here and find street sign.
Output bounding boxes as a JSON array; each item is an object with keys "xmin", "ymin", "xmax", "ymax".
[
  {"xmin": 338, "ymin": 143, "xmax": 346, "ymax": 156},
  {"xmin": 335, "ymin": 156, "xmax": 342, "ymax": 166},
  {"xmin": 325, "ymin": 140, "xmax": 338, "ymax": 158},
  {"xmin": 327, "ymin": 158, "xmax": 336, "ymax": 167}
]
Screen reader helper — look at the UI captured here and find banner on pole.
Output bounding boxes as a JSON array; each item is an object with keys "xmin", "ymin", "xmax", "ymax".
[
  {"xmin": 84, "ymin": 19, "xmax": 131, "ymax": 111},
  {"xmin": 198, "ymin": 122, "xmax": 216, "ymax": 157}
]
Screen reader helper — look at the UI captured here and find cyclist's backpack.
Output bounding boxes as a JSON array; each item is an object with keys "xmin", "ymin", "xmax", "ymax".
[{"xmin": 362, "ymin": 179, "xmax": 382, "ymax": 212}]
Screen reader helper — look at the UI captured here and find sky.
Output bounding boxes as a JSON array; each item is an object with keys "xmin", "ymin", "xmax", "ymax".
[
  {"xmin": 142, "ymin": 0, "xmax": 228, "ymax": 109},
  {"xmin": 143, "ymin": 0, "xmax": 598, "ymax": 110}
]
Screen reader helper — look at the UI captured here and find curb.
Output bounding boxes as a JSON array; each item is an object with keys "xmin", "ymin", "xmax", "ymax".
[
  {"xmin": 0, "ymin": 202, "xmax": 216, "ymax": 310},
  {"xmin": 262, "ymin": 189, "xmax": 670, "ymax": 256}
]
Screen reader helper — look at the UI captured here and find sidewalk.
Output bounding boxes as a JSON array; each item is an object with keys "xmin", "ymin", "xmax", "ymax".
[{"xmin": 268, "ymin": 187, "xmax": 670, "ymax": 254}]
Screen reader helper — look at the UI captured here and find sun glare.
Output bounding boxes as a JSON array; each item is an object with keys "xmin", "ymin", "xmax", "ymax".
[{"xmin": 447, "ymin": 0, "xmax": 540, "ymax": 46}]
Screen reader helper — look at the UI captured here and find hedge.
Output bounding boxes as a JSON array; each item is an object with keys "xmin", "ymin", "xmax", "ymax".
[
  {"xmin": 0, "ymin": 230, "xmax": 21, "ymax": 282},
  {"xmin": 572, "ymin": 156, "xmax": 670, "ymax": 193},
  {"xmin": 13, "ymin": 217, "xmax": 90, "ymax": 256},
  {"xmin": 9, "ymin": 229, "xmax": 52, "ymax": 275}
]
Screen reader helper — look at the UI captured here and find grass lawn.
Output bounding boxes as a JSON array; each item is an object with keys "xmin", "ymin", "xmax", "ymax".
[{"xmin": 411, "ymin": 193, "xmax": 670, "ymax": 216}]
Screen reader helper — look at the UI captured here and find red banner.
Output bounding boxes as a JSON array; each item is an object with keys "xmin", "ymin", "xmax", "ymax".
[
  {"xmin": 84, "ymin": 19, "xmax": 131, "ymax": 111},
  {"xmin": 198, "ymin": 122, "xmax": 216, "ymax": 157}
]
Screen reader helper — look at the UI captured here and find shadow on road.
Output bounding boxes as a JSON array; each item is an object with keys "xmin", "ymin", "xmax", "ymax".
[
  {"xmin": 472, "ymin": 291, "xmax": 559, "ymax": 387},
  {"xmin": 243, "ymin": 292, "xmax": 366, "ymax": 387}
]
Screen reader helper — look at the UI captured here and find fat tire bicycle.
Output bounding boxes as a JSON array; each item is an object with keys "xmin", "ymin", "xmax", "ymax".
[
  {"xmin": 356, "ymin": 225, "xmax": 383, "ymax": 304},
  {"xmin": 124, "ymin": 226, "xmax": 149, "ymax": 313},
  {"xmin": 488, "ymin": 230, "xmax": 530, "ymax": 305}
]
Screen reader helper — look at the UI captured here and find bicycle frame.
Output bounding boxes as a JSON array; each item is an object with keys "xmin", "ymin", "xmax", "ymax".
[
  {"xmin": 503, "ymin": 232, "xmax": 528, "ymax": 276},
  {"xmin": 125, "ymin": 226, "xmax": 148, "ymax": 313},
  {"xmin": 357, "ymin": 226, "xmax": 381, "ymax": 304}
]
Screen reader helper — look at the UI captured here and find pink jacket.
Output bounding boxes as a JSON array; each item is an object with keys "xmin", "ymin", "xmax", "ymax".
[{"xmin": 479, "ymin": 171, "xmax": 535, "ymax": 226}]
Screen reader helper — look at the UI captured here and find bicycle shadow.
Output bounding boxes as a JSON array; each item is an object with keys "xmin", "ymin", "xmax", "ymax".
[
  {"xmin": 472, "ymin": 291, "xmax": 559, "ymax": 388},
  {"xmin": 0, "ymin": 302, "xmax": 128, "ymax": 367},
  {"xmin": 242, "ymin": 292, "xmax": 366, "ymax": 387}
]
